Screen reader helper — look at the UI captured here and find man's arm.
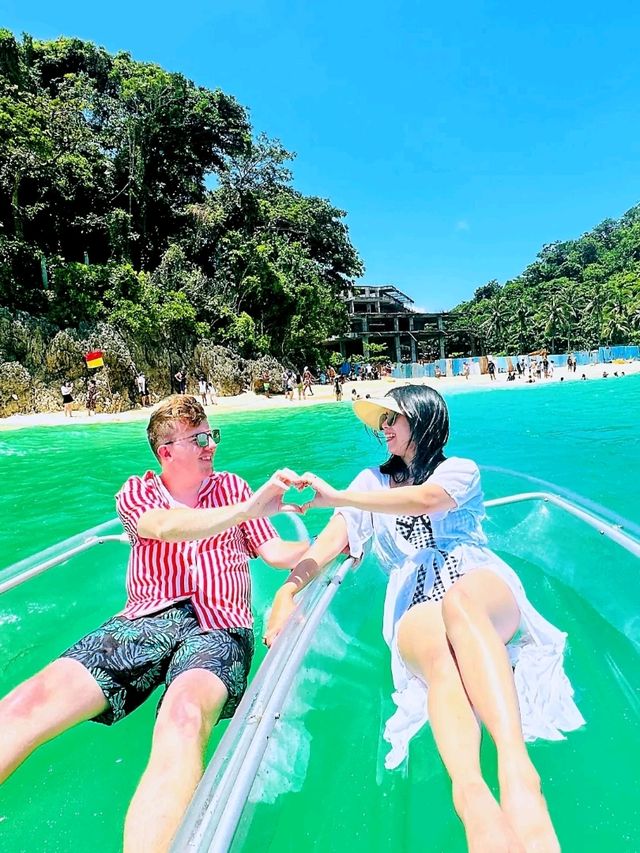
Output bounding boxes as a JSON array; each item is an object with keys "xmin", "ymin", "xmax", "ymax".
[
  {"xmin": 263, "ymin": 514, "xmax": 349, "ymax": 646},
  {"xmin": 137, "ymin": 469, "xmax": 302, "ymax": 542},
  {"xmin": 138, "ymin": 504, "xmax": 251, "ymax": 541}
]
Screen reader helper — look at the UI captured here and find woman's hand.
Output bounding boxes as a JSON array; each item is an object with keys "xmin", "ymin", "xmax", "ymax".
[
  {"xmin": 298, "ymin": 472, "xmax": 343, "ymax": 512},
  {"xmin": 263, "ymin": 584, "xmax": 298, "ymax": 647}
]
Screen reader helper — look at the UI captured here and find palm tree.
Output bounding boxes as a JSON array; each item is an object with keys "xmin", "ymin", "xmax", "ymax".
[
  {"xmin": 513, "ymin": 297, "xmax": 533, "ymax": 352},
  {"xmin": 483, "ymin": 296, "xmax": 510, "ymax": 351},
  {"xmin": 602, "ymin": 290, "xmax": 631, "ymax": 344},
  {"xmin": 544, "ymin": 296, "xmax": 572, "ymax": 353},
  {"xmin": 585, "ymin": 284, "xmax": 607, "ymax": 346}
]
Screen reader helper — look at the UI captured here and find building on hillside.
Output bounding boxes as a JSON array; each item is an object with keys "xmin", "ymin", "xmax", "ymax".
[{"xmin": 325, "ymin": 284, "xmax": 449, "ymax": 362}]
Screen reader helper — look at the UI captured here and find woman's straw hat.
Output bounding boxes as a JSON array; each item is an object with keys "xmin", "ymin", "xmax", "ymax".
[{"xmin": 352, "ymin": 396, "xmax": 404, "ymax": 430}]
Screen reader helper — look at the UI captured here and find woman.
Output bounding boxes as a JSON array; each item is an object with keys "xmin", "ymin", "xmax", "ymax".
[
  {"xmin": 334, "ymin": 375, "xmax": 343, "ymax": 401},
  {"xmin": 303, "ymin": 367, "xmax": 315, "ymax": 397},
  {"xmin": 266, "ymin": 385, "xmax": 583, "ymax": 853},
  {"xmin": 198, "ymin": 375, "xmax": 208, "ymax": 406},
  {"xmin": 60, "ymin": 379, "xmax": 74, "ymax": 417}
]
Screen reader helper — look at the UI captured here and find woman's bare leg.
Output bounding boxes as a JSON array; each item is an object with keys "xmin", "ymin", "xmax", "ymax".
[
  {"xmin": 397, "ymin": 603, "xmax": 523, "ymax": 853},
  {"xmin": 442, "ymin": 571, "xmax": 559, "ymax": 853}
]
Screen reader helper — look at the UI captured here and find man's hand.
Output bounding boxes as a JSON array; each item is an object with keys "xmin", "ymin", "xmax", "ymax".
[
  {"xmin": 263, "ymin": 583, "xmax": 298, "ymax": 647},
  {"xmin": 245, "ymin": 469, "xmax": 307, "ymax": 519}
]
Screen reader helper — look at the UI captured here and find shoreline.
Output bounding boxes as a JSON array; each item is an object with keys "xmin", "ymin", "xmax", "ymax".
[{"xmin": 1, "ymin": 361, "xmax": 639, "ymax": 432}]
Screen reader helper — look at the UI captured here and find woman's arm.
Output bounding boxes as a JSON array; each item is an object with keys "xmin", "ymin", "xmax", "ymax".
[
  {"xmin": 263, "ymin": 514, "xmax": 349, "ymax": 647},
  {"xmin": 256, "ymin": 537, "xmax": 312, "ymax": 569},
  {"xmin": 301, "ymin": 473, "xmax": 456, "ymax": 518}
]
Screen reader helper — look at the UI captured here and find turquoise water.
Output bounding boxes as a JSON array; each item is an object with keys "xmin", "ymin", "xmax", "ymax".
[{"xmin": 1, "ymin": 376, "xmax": 639, "ymax": 851}]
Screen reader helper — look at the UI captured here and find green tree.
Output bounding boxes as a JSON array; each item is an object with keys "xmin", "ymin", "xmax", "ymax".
[{"xmin": 543, "ymin": 296, "xmax": 572, "ymax": 353}]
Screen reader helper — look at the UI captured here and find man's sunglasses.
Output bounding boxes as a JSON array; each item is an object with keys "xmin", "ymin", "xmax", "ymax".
[
  {"xmin": 378, "ymin": 411, "xmax": 399, "ymax": 430},
  {"xmin": 164, "ymin": 429, "xmax": 221, "ymax": 448}
]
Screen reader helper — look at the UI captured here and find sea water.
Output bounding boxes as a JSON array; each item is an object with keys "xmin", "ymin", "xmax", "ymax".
[{"xmin": 1, "ymin": 376, "xmax": 639, "ymax": 851}]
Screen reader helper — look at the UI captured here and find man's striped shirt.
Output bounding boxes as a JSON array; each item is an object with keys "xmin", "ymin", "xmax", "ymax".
[{"xmin": 116, "ymin": 470, "xmax": 277, "ymax": 630}]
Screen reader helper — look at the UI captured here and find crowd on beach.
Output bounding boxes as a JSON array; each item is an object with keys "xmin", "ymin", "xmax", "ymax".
[
  {"xmin": 17, "ymin": 351, "xmax": 639, "ymax": 430},
  {"xmin": 277, "ymin": 361, "xmax": 392, "ymax": 403}
]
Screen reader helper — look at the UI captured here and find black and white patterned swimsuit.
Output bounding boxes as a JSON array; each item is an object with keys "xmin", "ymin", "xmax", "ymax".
[{"xmin": 395, "ymin": 514, "xmax": 463, "ymax": 606}]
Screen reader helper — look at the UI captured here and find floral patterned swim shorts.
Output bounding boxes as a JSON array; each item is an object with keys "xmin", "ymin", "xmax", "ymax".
[{"xmin": 61, "ymin": 600, "xmax": 254, "ymax": 724}]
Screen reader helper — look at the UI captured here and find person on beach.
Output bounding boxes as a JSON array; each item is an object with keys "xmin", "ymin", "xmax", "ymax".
[
  {"xmin": 86, "ymin": 379, "xmax": 98, "ymax": 415},
  {"xmin": 487, "ymin": 360, "xmax": 496, "ymax": 380},
  {"xmin": 303, "ymin": 367, "xmax": 315, "ymax": 397},
  {"xmin": 334, "ymin": 375, "xmax": 343, "ymax": 401},
  {"xmin": 174, "ymin": 369, "xmax": 187, "ymax": 395},
  {"xmin": 136, "ymin": 373, "xmax": 149, "ymax": 407},
  {"xmin": 0, "ymin": 395, "xmax": 310, "ymax": 853},
  {"xmin": 265, "ymin": 385, "xmax": 584, "ymax": 853},
  {"xmin": 60, "ymin": 379, "xmax": 74, "ymax": 417},
  {"xmin": 284, "ymin": 372, "xmax": 294, "ymax": 401},
  {"xmin": 198, "ymin": 375, "xmax": 208, "ymax": 406}
]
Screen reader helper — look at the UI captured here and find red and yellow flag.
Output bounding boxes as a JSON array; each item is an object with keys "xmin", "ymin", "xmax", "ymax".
[{"xmin": 85, "ymin": 350, "xmax": 104, "ymax": 369}]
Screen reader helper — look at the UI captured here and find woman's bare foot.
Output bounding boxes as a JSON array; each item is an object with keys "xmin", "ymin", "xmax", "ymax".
[
  {"xmin": 500, "ymin": 764, "xmax": 560, "ymax": 853},
  {"xmin": 453, "ymin": 780, "xmax": 525, "ymax": 853}
]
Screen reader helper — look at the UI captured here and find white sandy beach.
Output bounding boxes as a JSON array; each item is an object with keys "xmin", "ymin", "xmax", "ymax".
[{"xmin": 1, "ymin": 360, "xmax": 639, "ymax": 431}]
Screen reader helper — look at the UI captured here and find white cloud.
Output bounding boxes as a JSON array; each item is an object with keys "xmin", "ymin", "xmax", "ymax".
[{"xmin": 455, "ymin": 219, "xmax": 470, "ymax": 231}]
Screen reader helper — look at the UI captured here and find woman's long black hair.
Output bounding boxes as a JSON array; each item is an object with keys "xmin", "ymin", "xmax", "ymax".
[{"xmin": 379, "ymin": 385, "xmax": 449, "ymax": 485}]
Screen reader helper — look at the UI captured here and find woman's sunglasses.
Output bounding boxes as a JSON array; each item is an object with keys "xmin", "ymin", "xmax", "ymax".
[
  {"xmin": 378, "ymin": 411, "xmax": 399, "ymax": 430},
  {"xmin": 164, "ymin": 429, "xmax": 221, "ymax": 448}
]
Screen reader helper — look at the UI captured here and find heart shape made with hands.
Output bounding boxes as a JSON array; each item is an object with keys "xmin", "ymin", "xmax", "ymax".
[{"xmin": 283, "ymin": 481, "xmax": 316, "ymax": 509}]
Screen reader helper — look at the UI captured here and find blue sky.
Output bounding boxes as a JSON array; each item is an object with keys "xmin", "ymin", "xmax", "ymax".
[{"xmin": 4, "ymin": 0, "xmax": 640, "ymax": 309}]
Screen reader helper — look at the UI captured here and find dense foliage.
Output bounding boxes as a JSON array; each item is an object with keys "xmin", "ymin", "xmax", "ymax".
[
  {"xmin": 0, "ymin": 31, "xmax": 363, "ymax": 367},
  {"xmin": 448, "ymin": 207, "xmax": 640, "ymax": 354}
]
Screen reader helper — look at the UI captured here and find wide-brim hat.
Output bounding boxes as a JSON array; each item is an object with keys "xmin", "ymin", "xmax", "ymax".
[{"xmin": 352, "ymin": 395, "xmax": 404, "ymax": 430}]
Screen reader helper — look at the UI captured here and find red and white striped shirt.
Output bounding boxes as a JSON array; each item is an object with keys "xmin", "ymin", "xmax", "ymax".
[{"xmin": 116, "ymin": 470, "xmax": 277, "ymax": 630}]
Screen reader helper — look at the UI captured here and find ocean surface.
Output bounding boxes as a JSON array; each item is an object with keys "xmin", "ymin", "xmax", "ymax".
[{"xmin": 1, "ymin": 376, "xmax": 639, "ymax": 851}]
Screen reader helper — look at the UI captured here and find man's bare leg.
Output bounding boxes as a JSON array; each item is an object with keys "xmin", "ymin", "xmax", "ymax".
[
  {"xmin": 397, "ymin": 603, "xmax": 524, "ymax": 853},
  {"xmin": 123, "ymin": 668, "xmax": 227, "ymax": 853},
  {"xmin": 442, "ymin": 571, "xmax": 560, "ymax": 853},
  {"xmin": 0, "ymin": 658, "xmax": 108, "ymax": 783}
]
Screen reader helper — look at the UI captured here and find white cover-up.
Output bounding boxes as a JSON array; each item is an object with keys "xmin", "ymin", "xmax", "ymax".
[{"xmin": 334, "ymin": 458, "xmax": 585, "ymax": 770}]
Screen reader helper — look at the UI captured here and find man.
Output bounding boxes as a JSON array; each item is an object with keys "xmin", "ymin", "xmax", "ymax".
[
  {"xmin": 86, "ymin": 378, "xmax": 98, "ymax": 415},
  {"xmin": 174, "ymin": 368, "xmax": 187, "ymax": 394},
  {"xmin": 0, "ymin": 395, "xmax": 308, "ymax": 852}
]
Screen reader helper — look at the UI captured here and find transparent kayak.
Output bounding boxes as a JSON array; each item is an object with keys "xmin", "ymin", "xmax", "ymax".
[{"xmin": 1, "ymin": 482, "xmax": 639, "ymax": 853}]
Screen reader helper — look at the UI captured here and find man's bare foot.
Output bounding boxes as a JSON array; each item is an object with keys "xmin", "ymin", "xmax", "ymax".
[
  {"xmin": 453, "ymin": 780, "xmax": 525, "ymax": 853},
  {"xmin": 500, "ymin": 764, "xmax": 560, "ymax": 853}
]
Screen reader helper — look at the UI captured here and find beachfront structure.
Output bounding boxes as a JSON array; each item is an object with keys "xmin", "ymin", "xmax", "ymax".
[{"xmin": 326, "ymin": 285, "xmax": 449, "ymax": 362}]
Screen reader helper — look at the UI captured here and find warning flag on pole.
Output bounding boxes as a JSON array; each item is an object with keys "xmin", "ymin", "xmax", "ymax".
[{"xmin": 85, "ymin": 350, "xmax": 104, "ymax": 369}]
